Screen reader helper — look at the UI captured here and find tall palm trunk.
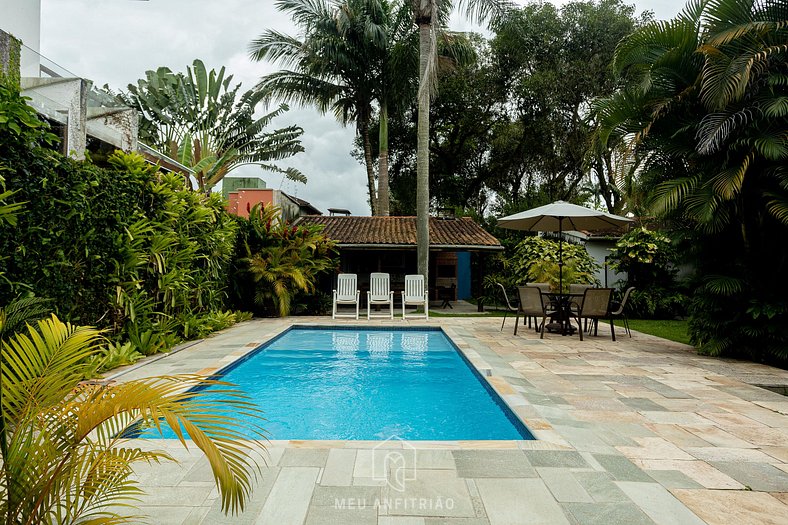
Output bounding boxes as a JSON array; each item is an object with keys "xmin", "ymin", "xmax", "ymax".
[
  {"xmin": 360, "ymin": 118, "xmax": 379, "ymax": 215},
  {"xmin": 415, "ymin": 3, "xmax": 432, "ymax": 283},
  {"xmin": 378, "ymin": 102, "xmax": 390, "ymax": 216}
]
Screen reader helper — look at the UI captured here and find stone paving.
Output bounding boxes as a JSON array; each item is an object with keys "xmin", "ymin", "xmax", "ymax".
[{"xmin": 112, "ymin": 316, "xmax": 788, "ymax": 524}]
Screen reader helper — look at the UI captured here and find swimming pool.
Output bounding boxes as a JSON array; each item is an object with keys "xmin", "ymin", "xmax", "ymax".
[{"xmin": 140, "ymin": 327, "xmax": 533, "ymax": 440}]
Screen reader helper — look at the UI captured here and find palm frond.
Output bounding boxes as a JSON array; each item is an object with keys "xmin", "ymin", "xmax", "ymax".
[
  {"xmin": 702, "ymin": 274, "xmax": 745, "ymax": 295},
  {"xmin": 0, "ymin": 296, "xmax": 52, "ymax": 341},
  {"xmin": 761, "ymin": 95, "xmax": 788, "ymax": 117},
  {"xmin": 651, "ymin": 174, "xmax": 702, "ymax": 216},
  {"xmin": 1, "ymin": 315, "xmax": 104, "ymax": 424},
  {"xmin": 709, "ymin": 153, "xmax": 751, "ymax": 199},
  {"xmin": 766, "ymin": 192, "xmax": 788, "ymax": 225},
  {"xmin": 695, "ymin": 108, "xmax": 753, "ymax": 154},
  {"xmin": 458, "ymin": 0, "xmax": 515, "ymax": 27},
  {"xmin": 1, "ymin": 315, "xmax": 267, "ymax": 521}
]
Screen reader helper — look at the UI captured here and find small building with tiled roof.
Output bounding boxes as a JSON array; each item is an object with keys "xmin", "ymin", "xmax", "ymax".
[
  {"xmin": 296, "ymin": 216, "xmax": 502, "ymax": 250},
  {"xmin": 225, "ymin": 185, "xmax": 322, "ymax": 222},
  {"xmin": 295, "ymin": 215, "xmax": 502, "ymax": 304}
]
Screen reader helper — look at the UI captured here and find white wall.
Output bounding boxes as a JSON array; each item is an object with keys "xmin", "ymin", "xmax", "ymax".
[
  {"xmin": 586, "ymin": 240, "xmax": 627, "ymax": 289},
  {"xmin": 0, "ymin": 0, "xmax": 41, "ymax": 76}
]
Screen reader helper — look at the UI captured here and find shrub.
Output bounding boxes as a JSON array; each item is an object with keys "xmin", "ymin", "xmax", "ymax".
[
  {"xmin": 481, "ymin": 236, "xmax": 600, "ymax": 303},
  {"xmin": 608, "ymin": 228, "xmax": 687, "ymax": 319},
  {"xmin": 486, "ymin": 236, "xmax": 598, "ymax": 289},
  {"xmin": 686, "ymin": 233, "xmax": 788, "ymax": 365},
  {"xmin": 107, "ymin": 152, "xmax": 239, "ymax": 342},
  {"xmin": 627, "ymin": 287, "xmax": 687, "ymax": 319},
  {"xmin": 609, "ymin": 228, "xmax": 677, "ymax": 288},
  {"xmin": 511, "ymin": 236, "xmax": 600, "ymax": 287},
  {"xmin": 93, "ymin": 341, "xmax": 144, "ymax": 372},
  {"xmin": 229, "ymin": 203, "xmax": 337, "ymax": 317},
  {"xmin": 1, "ymin": 85, "xmax": 246, "ymax": 356}
]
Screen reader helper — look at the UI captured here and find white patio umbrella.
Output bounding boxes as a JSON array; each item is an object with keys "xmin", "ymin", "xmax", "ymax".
[{"xmin": 497, "ymin": 201, "xmax": 633, "ymax": 293}]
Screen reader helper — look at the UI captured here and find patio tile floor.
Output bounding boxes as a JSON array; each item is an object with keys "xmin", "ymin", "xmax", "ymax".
[{"xmin": 108, "ymin": 316, "xmax": 788, "ymax": 524}]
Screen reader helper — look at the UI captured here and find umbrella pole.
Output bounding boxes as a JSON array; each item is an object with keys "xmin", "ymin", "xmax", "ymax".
[{"xmin": 558, "ymin": 217, "xmax": 563, "ymax": 294}]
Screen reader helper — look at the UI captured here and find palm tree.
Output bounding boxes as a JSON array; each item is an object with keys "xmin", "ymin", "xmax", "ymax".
[
  {"xmin": 409, "ymin": 0, "xmax": 511, "ymax": 279},
  {"xmin": 597, "ymin": 0, "xmax": 788, "ymax": 232},
  {"xmin": 251, "ymin": 0, "xmax": 383, "ymax": 214},
  {"xmin": 123, "ymin": 60, "xmax": 306, "ymax": 193},
  {"xmin": 343, "ymin": 0, "xmax": 418, "ymax": 216},
  {"xmin": 0, "ymin": 314, "xmax": 266, "ymax": 522},
  {"xmin": 251, "ymin": 0, "xmax": 419, "ymax": 216},
  {"xmin": 596, "ymin": 0, "xmax": 788, "ymax": 360}
]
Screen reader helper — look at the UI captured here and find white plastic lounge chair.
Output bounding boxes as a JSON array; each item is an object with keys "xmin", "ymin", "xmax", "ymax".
[
  {"xmin": 333, "ymin": 273, "xmax": 360, "ymax": 319},
  {"xmin": 402, "ymin": 274, "xmax": 429, "ymax": 320},
  {"xmin": 367, "ymin": 272, "xmax": 394, "ymax": 320}
]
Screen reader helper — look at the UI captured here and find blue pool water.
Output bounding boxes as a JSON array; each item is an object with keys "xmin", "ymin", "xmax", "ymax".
[{"xmin": 141, "ymin": 328, "xmax": 533, "ymax": 440}]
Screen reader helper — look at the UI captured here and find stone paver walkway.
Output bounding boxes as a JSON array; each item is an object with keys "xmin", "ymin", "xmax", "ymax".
[{"xmin": 114, "ymin": 317, "xmax": 788, "ymax": 524}]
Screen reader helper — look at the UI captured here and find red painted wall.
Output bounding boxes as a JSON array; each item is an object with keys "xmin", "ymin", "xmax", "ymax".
[{"xmin": 226, "ymin": 189, "xmax": 275, "ymax": 218}]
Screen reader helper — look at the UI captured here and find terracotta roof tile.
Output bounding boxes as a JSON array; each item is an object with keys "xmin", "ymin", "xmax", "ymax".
[{"xmin": 296, "ymin": 216, "xmax": 502, "ymax": 250}]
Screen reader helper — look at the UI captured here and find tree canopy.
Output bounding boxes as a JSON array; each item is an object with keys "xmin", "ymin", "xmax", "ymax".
[{"xmin": 362, "ymin": 0, "xmax": 647, "ymax": 216}]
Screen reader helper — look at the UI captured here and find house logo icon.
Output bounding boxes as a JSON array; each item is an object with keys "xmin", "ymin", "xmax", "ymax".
[{"xmin": 372, "ymin": 436, "xmax": 417, "ymax": 492}]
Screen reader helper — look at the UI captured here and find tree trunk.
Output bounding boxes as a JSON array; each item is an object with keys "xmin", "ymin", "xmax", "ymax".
[
  {"xmin": 378, "ymin": 103, "xmax": 390, "ymax": 216},
  {"xmin": 360, "ymin": 119, "xmax": 378, "ymax": 215},
  {"xmin": 600, "ymin": 152, "xmax": 616, "ymax": 213},
  {"xmin": 193, "ymin": 137, "xmax": 206, "ymax": 193},
  {"xmin": 416, "ymin": 18, "xmax": 431, "ymax": 284}
]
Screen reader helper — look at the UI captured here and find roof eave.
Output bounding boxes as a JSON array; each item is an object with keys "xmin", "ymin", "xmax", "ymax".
[{"xmin": 336, "ymin": 243, "xmax": 503, "ymax": 251}]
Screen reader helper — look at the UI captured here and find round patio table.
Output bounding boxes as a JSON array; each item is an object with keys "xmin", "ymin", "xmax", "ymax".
[{"xmin": 545, "ymin": 293, "xmax": 584, "ymax": 336}]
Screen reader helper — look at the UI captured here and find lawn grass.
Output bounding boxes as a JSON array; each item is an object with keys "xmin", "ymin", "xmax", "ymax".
[
  {"xmin": 618, "ymin": 319, "xmax": 692, "ymax": 345},
  {"xmin": 428, "ymin": 310, "xmax": 693, "ymax": 345},
  {"xmin": 424, "ymin": 306, "xmax": 692, "ymax": 345}
]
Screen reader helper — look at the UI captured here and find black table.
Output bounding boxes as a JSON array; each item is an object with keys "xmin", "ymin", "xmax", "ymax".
[
  {"xmin": 545, "ymin": 293, "xmax": 584, "ymax": 336},
  {"xmin": 437, "ymin": 285, "xmax": 455, "ymax": 309}
]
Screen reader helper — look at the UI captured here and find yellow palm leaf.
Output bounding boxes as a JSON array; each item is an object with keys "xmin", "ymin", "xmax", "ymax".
[{"xmin": 1, "ymin": 316, "xmax": 267, "ymax": 523}]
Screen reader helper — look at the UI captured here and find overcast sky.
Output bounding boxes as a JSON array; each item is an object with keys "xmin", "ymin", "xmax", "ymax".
[{"xmin": 40, "ymin": 0, "xmax": 682, "ymax": 215}]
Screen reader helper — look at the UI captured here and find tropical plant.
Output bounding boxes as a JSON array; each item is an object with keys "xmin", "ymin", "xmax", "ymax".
[
  {"xmin": 510, "ymin": 236, "xmax": 600, "ymax": 287},
  {"xmin": 0, "ymin": 173, "xmax": 23, "ymax": 229},
  {"xmin": 2, "ymin": 88, "xmax": 139, "ymax": 323},
  {"xmin": 482, "ymin": 236, "xmax": 600, "ymax": 300},
  {"xmin": 251, "ymin": 0, "xmax": 417, "ymax": 215},
  {"xmin": 0, "ymin": 81, "xmax": 56, "ymax": 234},
  {"xmin": 609, "ymin": 228, "xmax": 678, "ymax": 288},
  {"xmin": 91, "ymin": 341, "xmax": 144, "ymax": 372},
  {"xmin": 107, "ymin": 151, "xmax": 241, "ymax": 345},
  {"xmin": 123, "ymin": 59, "xmax": 305, "ymax": 193},
  {"xmin": 231, "ymin": 204, "xmax": 337, "ymax": 317},
  {"xmin": 2, "ymin": 87, "xmax": 250, "ymax": 364},
  {"xmin": 0, "ymin": 82, "xmax": 57, "ymax": 147},
  {"xmin": 596, "ymin": 0, "xmax": 788, "ymax": 362},
  {"xmin": 176, "ymin": 310, "xmax": 251, "ymax": 341},
  {"xmin": 0, "ymin": 315, "xmax": 265, "ymax": 523},
  {"xmin": 526, "ymin": 260, "xmax": 582, "ymax": 294},
  {"xmin": 608, "ymin": 227, "xmax": 686, "ymax": 319},
  {"xmin": 1, "ymin": 96, "xmax": 244, "ymax": 354},
  {"xmin": 0, "ymin": 296, "xmax": 51, "ymax": 340}
]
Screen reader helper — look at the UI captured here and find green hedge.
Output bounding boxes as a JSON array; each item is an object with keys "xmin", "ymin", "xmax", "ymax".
[{"xmin": 1, "ymin": 83, "xmax": 242, "ymax": 359}]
